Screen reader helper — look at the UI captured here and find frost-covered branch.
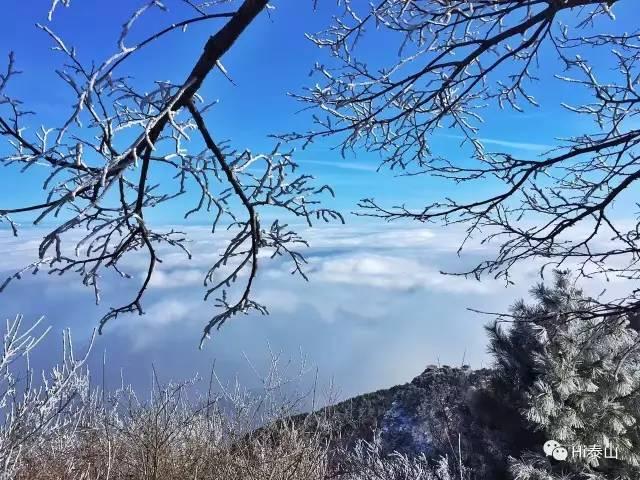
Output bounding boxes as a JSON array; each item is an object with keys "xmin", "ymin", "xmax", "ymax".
[
  {"xmin": 287, "ymin": 0, "xmax": 640, "ymax": 319},
  {"xmin": 0, "ymin": 0, "xmax": 341, "ymax": 341}
]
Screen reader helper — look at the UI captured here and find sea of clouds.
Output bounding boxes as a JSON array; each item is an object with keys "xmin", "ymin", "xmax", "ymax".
[{"xmin": 0, "ymin": 221, "xmax": 633, "ymax": 402}]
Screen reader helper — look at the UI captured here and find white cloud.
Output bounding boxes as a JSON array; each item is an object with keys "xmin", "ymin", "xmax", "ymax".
[
  {"xmin": 144, "ymin": 299, "xmax": 192, "ymax": 326},
  {"xmin": 2, "ymin": 221, "xmax": 638, "ymax": 399},
  {"xmin": 120, "ymin": 298, "xmax": 199, "ymax": 350},
  {"xmin": 147, "ymin": 268, "xmax": 203, "ymax": 289},
  {"xmin": 477, "ymin": 137, "xmax": 555, "ymax": 152},
  {"xmin": 440, "ymin": 133, "xmax": 555, "ymax": 152},
  {"xmin": 300, "ymin": 159, "xmax": 378, "ymax": 172},
  {"xmin": 311, "ymin": 253, "xmax": 491, "ymax": 294},
  {"xmin": 301, "ymin": 224, "xmax": 439, "ymax": 250},
  {"xmin": 254, "ymin": 283, "xmax": 401, "ymax": 323}
]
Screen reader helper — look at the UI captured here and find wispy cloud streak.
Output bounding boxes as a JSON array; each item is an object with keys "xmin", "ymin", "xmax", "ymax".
[{"xmin": 441, "ymin": 134, "xmax": 555, "ymax": 152}]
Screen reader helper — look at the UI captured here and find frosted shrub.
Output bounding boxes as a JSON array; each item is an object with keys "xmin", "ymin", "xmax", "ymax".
[
  {"xmin": 334, "ymin": 434, "xmax": 469, "ymax": 480},
  {"xmin": 0, "ymin": 315, "xmax": 471, "ymax": 480},
  {"xmin": 0, "ymin": 315, "xmax": 93, "ymax": 479}
]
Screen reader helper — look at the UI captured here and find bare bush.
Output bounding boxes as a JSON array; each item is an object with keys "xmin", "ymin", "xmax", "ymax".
[
  {"xmin": 333, "ymin": 435, "xmax": 469, "ymax": 480},
  {"xmin": 0, "ymin": 315, "xmax": 93, "ymax": 480},
  {"xmin": 1, "ymin": 316, "xmax": 460, "ymax": 480}
]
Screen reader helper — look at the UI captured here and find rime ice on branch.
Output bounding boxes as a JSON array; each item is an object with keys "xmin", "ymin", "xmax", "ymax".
[
  {"xmin": 0, "ymin": 0, "xmax": 342, "ymax": 345},
  {"xmin": 285, "ymin": 0, "xmax": 640, "ymax": 321}
]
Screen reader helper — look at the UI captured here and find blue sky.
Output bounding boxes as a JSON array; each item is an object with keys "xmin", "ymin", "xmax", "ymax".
[
  {"xmin": 1, "ymin": 1, "xmax": 639, "ymax": 400},
  {"xmin": 0, "ymin": 0, "xmax": 605, "ymax": 217}
]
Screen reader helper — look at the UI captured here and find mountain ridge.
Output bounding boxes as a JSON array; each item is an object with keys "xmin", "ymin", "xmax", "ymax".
[{"xmin": 293, "ymin": 364, "xmax": 536, "ymax": 479}]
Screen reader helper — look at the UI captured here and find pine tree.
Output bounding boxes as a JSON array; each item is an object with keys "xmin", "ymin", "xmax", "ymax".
[{"xmin": 487, "ymin": 271, "xmax": 640, "ymax": 480}]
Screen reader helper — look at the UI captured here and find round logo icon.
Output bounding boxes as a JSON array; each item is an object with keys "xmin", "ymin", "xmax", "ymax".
[
  {"xmin": 543, "ymin": 440, "xmax": 561, "ymax": 456},
  {"xmin": 552, "ymin": 446, "xmax": 569, "ymax": 461}
]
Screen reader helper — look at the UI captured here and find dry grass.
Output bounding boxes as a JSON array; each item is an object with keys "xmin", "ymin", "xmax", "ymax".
[{"xmin": 1, "ymin": 316, "xmax": 464, "ymax": 480}]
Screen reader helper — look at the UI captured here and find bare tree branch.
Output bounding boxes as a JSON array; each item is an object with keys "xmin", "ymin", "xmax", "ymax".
[
  {"xmin": 0, "ymin": 0, "xmax": 342, "ymax": 343},
  {"xmin": 287, "ymin": 0, "xmax": 640, "ymax": 319}
]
